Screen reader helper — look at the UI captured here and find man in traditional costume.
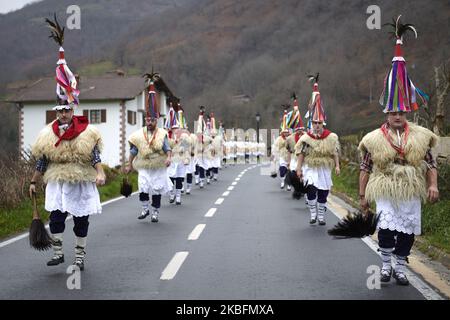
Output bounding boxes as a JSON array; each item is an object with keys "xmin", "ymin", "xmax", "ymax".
[
  {"xmin": 194, "ymin": 107, "xmax": 213, "ymax": 188},
  {"xmin": 174, "ymin": 105, "xmax": 195, "ymax": 195},
  {"xmin": 219, "ymin": 122, "xmax": 228, "ymax": 168},
  {"xmin": 249, "ymin": 136, "xmax": 258, "ymax": 164},
  {"xmin": 257, "ymin": 140, "xmax": 266, "ymax": 164},
  {"xmin": 236, "ymin": 136, "xmax": 246, "ymax": 165},
  {"xmin": 166, "ymin": 102, "xmax": 190, "ymax": 205},
  {"xmin": 29, "ymin": 15, "xmax": 105, "ymax": 270},
  {"xmin": 209, "ymin": 113, "xmax": 222, "ymax": 181},
  {"xmin": 274, "ymin": 108, "xmax": 291, "ymax": 189},
  {"xmin": 125, "ymin": 73, "xmax": 173, "ymax": 222},
  {"xmin": 185, "ymin": 126, "xmax": 197, "ymax": 194},
  {"xmin": 296, "ymin": 74, "xmax": 340, "ymax": 225},
  {"xmin": 286, "ymin": 94, "xmax": 306, "ymax": 192},
  {"xmin": 358, "ymin": 16, "xmax": 439, "ymax": 286}
]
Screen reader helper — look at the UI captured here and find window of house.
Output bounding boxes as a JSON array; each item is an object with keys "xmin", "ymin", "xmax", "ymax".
[
  {"xmin": 127, "ymin": 110, "xmax": 136, "ymax": 125},
  {"xmin": 83, "ymin": 109, "xmax": 106, "ymax": 124},
  {"xmin": 46, "ymin": 110, "xmax": 57, "ymax": 124}
]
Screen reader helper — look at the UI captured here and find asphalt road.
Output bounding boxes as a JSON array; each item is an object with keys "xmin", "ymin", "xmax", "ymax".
[{"xmin": 0, "ymin": 163, "xmax": 433, "ymax": 299}]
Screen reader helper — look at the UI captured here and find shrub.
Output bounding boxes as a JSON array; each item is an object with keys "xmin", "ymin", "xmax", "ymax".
[{"xmin": 0, "ymin": 155, "xmax": 37, "ymax": 209}]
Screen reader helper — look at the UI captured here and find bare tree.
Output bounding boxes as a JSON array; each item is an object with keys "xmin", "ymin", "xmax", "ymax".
[{"xmin": 432, "ymin": 60, "xmax": 450, "ymax": 136}]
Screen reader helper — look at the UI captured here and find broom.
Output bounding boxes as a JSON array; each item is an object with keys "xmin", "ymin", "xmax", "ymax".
[
  {"xmin": 288, "ymin": 171, "xmax": 308, "ymax": 199},
  {"xmin": 120, "ymin": 174, "xmax": 133, "ymax": 197},
  {"xmin": 284, "ymin": 170, "xmax": 292, "ymax": 186},
  {"xmin": 327, "ymin": 209, "xmax": 380, "ymax": 238},
  {"xmin": 29, "ymin": 192, "xmax": 53, "ymax": 251}
]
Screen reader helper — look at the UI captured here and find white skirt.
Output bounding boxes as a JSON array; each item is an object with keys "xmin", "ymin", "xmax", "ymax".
[
  {"xmin": 45, "ymin": 181, "xmax": 101, "ymax": 217},
  {"xmin": 196, "ymin": 157, "xmax": 210, "ymax": 170},
  {"xmin": 167, "ymin": 161, "xmax": 187, "ymax": 178},
  {"xmin": 302, "ymin": 164, "xmax": 333, "ymax": 190},
  {"xmin": 185, "ymin": 160, "xmax": 195, "ymax": 174},
  {"xmin": 279, "ymin": 157, "xmax": 288, "ymax": 167},
  {"xmin": 211, "ymin": 157, "xmax": 221, "ymax": 168},
  {"xmin": 138, "ymin": 168, "xmax": 173, "ymax": 195},
  {"xmin": 376, "ymin": 198, "xmax": 422, "ymax": 235}
]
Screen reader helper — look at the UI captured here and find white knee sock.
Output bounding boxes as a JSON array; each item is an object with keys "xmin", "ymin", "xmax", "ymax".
[
  {"xmin": 317, "ymin": 202, "xmax": 327, "ymax": 222},
  {"xmin": 394, "ymin": 254, "xmax": 407, "ymax": 274},
  {"xmin": 141, "ymin": 200, "xmax": 149, "ymax": 212},
  {"xmin": 308, "ymin": 199, "xmax": 317, "ymax": 220},
  {"xmin": 75, "ymin": 237, "xmax": 87, "ymax": 260},
  {"xmin": 380, "ymin": 247, "xmax": 394, "ymax": 270},
  {"xmin": 51, "ymin": 233, "xmax": 64, "ymax": 257}
]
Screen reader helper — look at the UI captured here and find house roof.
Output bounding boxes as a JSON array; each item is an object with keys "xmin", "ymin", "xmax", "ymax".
[{"xmin": 6, "ymin": 75, "xmax": 176, "ymax": 103}]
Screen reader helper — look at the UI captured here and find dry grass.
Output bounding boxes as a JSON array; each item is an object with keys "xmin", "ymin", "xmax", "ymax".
[{"xmin": 0, "ymin": 153, "xmax": 39, "ymax": 209}]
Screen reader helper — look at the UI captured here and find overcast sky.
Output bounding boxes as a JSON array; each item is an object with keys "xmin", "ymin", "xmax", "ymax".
[{"xmin": 0, "ymin": 0, "xmax": 42, "ymax": 14}]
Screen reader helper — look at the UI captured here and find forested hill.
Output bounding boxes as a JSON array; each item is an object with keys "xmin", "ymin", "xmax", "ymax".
[{"xmin": 1, "ymin": 0, "xmax": 449, "ymax": 144}]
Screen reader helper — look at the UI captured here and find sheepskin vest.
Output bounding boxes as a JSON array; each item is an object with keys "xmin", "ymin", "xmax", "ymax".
[
  {"xmin": 170, "ymin": 133, "xmax": 192, "ymax": 164},
  {"xmin": 211, "ymin": 136, "xmax": 223, "ymax": 158},
  {"xmin": 359, "ymin": 122, "xmax": 438, "ymax": 202},
  {"xmin": 32, "ymin": 123, "xmax": 102, "ymax": 183},
  {"xmin": 195, "ymin": 135, "xmax": 214, "ymax": 159},
  {"xmin": 128, "ymin": 127, "xmax": 168, "ymax": 170},
  {"xmin": 274, "ymin": 136, "xmax": 289, "ymax": 160},
  {"xmin": 189, "ymin": 134, "xmax": 197, "ymax": 155},
  {"xmin": 286, "ymin": 132, "xmax": 303, "ymax": 153},
  {"xmin": 295, "ymin": 132, "xmax": 339, "ymax": 169},
  {"xmin": 236, "ymin": 141, "xmax": 246, "ymax": 155}
]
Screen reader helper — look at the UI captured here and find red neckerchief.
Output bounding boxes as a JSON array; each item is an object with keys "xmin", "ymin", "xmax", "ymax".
[
  {"xmin": 307, "ymin": 129, "xmax": 331, "ymax": 140},
  {"xmin": 380, "ymin": 122, "xmax": 409, "ymax": 157},
  {"xmin": 52, "ymin": 116, "xmax": 89, "ymax": 147},
  {"xmin": 295, "ymin": 131, "xmax": 303, "ymax": 143}
]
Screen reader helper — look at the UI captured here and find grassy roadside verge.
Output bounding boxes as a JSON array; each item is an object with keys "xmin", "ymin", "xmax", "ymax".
[
  {"xmin": 0, "ymin": 172, "xmax": 138, "ymax": 240},
  {"xmin": 332, "ymin": 162, "xmax": 450, "ymax": 258}
]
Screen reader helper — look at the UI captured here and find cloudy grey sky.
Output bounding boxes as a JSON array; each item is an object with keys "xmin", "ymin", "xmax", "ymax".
[{"xmin": 0, "ymin": 0, "xmax": 42, "ymax": 14}]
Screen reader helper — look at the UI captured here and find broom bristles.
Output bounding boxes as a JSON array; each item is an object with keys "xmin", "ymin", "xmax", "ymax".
[
  {"xmin": 29, "ymin": 219, "xmax": 53, "ymax": 251},
  {"xmin": 284, "ymin": 171, "xmax": 292, "ymax": 186},
  {"xmin": 327, "ymin": 210, "xmax": 379, "ymax": 238},
  {"xmin": 120, "ymin": 178, "xmax": 133, "ymax": 197},
  {"xmin": 292, "ymin": 190, "xmax": 303, "ymax": 200},
  {"xmin": 288, "ymin": 171, "xmax": 308, "ymax": 197}
]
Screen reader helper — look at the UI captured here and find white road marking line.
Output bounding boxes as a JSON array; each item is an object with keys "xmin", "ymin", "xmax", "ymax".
[
  {"xmin": 0, "ymin": 234, "xmax": 29, "ymax": 248},
  {"xmin": 0, "ymin": 191, "xmax": 139, "ymax": 249},
  {"xmin": 101, "ymin": 192, "xmax": 139, "ymax": 206},
  {"xmin": 232, "ymin": 182, "xmax": 237, "ymax": 186},
  {"xmin": 222, "ymin": 191, "xmax": 230, "ymax": 197},
  {"xmin": 205, "ymin": 208, "xmax": 217, "ymax": 217},
  {"xmin": 215, "ymin": 198, "xmax": 224, "ymax": 205},
  {"xmin": 235, "ymin": 178, "xmax": 241, "ymax": 181},
  {"xmin": 160, "ymin": 252, "xmax": 189, "ymax": 280},
  {"xmin": 327, "ymin": 199, "xmax": 444, "ymax": 301},
  {"xmin": 227, "ymin": 186, "xmax": 234, "ymax": 191},
  {"xmin": 188, "ymin": 224, "xmax": 206, "ymax": 240}
]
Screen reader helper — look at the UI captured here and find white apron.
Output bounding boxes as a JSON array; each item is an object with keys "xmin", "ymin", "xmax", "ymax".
[
  {"xmin": 45, "ymin": 181, "xmax": 101, "ymax": 217},
  {"xmin": 302, "ymin": 164, "xmax": 333, "ymax": 190},
  {"xmin": 376, "ymin": 198, "xmax": 422, "ymax": 235},
  {"xmin": 138, "ymin": 168, "xmax": 173, "ymax": 195}
]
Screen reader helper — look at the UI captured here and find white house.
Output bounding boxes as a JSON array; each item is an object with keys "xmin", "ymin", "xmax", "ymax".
[{"xmin": 9, "ymin": 74, "xmax": 178, "ymax": 167}]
